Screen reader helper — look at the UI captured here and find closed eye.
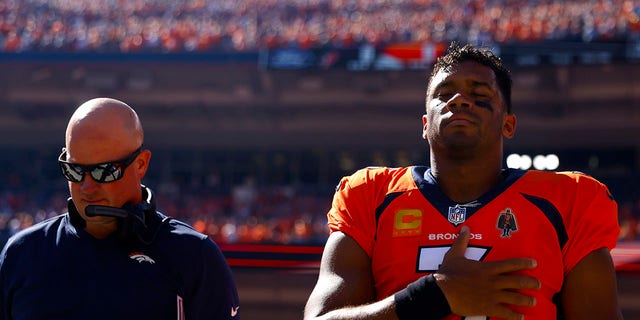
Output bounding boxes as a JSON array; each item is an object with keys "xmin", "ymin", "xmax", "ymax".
[{"xmin": 434, "ymin": 92, "xmax": 453, "ymax": 100}]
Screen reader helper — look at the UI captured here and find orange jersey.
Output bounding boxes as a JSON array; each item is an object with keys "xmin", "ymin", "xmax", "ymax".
[{"xmin": 327, "ymin": 166, "xmax": 619, "ymax": 320}]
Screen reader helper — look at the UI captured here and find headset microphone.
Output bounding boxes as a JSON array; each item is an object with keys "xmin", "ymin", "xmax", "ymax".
[{"xmin": 76, "ymin": 186, "xmax": 161, "ymax": 244}]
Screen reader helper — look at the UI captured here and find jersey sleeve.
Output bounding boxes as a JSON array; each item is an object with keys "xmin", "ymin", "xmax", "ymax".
[
  {"xmin": 561, "ymin": 173, "xmax": 620, "ymax": 274},
  {"xmin": 183, "ymin": 237, "xmax": 240, "ymax": 320},
  {"xmin": 327, "ymin": 168, "xmax": 383, "ymax": 257}
]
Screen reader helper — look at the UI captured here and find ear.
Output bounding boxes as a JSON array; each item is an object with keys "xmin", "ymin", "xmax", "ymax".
[
  {"xmin": 421, "ymin": 114, "xmax": 429, "ymax": 140},
  {"xmin": 134, "ymin": 149, "xmax": 152, "ymax": 178},
  {"xmin": 502, "ymin": 113, "xmax": 517, "ymax": 139}
]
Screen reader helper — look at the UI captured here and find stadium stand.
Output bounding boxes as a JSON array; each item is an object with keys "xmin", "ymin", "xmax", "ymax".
[
  {"xmin": 1, "ymin": 2, "xmax": 640, "ymax": 318},
  {"xmin": 0, "ymin": 0, "xmax": 639, "ymax": 245},
  {"xmin": 0, "ymin": 0, "xmax": 638, "ymax": 246},
  {"xmin": 0, "ymin": 0, "xmax": 638, "ymax": 53}
]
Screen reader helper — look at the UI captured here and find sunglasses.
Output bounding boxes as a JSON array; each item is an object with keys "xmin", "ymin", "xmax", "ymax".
[{"xmin": 58, "ymin": 146, "xmax": 143, "ymax": 183}]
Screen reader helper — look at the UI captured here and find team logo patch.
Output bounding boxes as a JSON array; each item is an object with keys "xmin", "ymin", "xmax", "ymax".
[
  {"xmin": 448, "ymin": 206, "xmax": 466, "ymax": 225},
  {"xmin": 497, "ymin": 208, "xmax": 518, "ymax": 238},
  {"xmin": 129, "ymin": 252, "xmax": 156, "ymax": 264},
  {"xmin": 393, "ymin": 209, "xmax": 422, "ymax": 237}
]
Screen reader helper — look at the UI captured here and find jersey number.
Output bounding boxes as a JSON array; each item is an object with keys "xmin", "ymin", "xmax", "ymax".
[
  {"xmin": 417, "ymin": 246, "xmax": 489, "ymax": 272},
  {"xmin": 417, "ymin": 246, "xmax": 490, "ymax": 320}
]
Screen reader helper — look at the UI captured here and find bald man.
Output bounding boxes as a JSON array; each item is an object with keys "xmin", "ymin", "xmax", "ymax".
[{"xmin": 0, "ymin": 98, "xmax": 240, "ymax": 320}]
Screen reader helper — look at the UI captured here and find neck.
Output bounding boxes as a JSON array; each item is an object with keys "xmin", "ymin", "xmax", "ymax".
[{"xmin": 430, "ymin": 156, "xmax": 504, "ymax": 204}]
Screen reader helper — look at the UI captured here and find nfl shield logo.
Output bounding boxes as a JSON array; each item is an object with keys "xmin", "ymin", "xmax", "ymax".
[{"xmin": 448, "ymin": 206, "xmax": 467, "ymax": 225}]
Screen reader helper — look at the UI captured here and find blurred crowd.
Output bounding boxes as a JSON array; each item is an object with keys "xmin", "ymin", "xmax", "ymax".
[
  {"xmin": 154, "ymin": 177, "xmax": 332, "ymax": 245},
  {"xmin": 1, "ymin": 0, "xmax": 638, "ymax": 248},
  {"xmin": 0, "ymin": 0, "xmax": 639, "ymax": 53},
  {"xmin": 0, "ymin": 173, "xmax": 334, "ymax": 249},
  {"xmin": 1, "ymin": 171, "xmax": 639, "ymax": 250},
  {"xmin": 620, "ymin": 199, "xmax": 640, "ymax": 242}
]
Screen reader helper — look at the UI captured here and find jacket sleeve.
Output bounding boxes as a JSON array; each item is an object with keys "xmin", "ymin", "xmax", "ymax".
[
  {"xmin": 183, "ymin": 237, "xmax": 240, "ymax": 320},
  {"xmin": 0, "ymin": 246, "xmax": 7, "ymax": 320}
]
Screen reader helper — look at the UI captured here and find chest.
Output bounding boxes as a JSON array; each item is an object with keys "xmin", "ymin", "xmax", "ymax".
[
  {"xmin": 8, "ymin": 240, "xmax": 181, "ymax": 320},
  {"xmin": 371, "ymin": 189, "xmax": 566, "ymax": 298}
]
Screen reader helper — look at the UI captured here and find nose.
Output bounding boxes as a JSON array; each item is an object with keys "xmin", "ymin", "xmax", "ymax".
[
  {"xmin": 79, "ymin": 173, "xmax": 101, "ymax": 192},
  {"xmin": 445, "ymin": 93, "xmax": 472, "ymax": 112}
]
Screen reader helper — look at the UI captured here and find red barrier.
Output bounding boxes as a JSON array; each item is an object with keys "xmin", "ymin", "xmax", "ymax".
[{"xmin": 221, "ymin": 242, "xmax": 640, "ymax": 271}]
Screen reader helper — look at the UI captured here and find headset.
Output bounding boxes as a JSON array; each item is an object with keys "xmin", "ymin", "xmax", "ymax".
[{"xmin": 69, "ymin": 185, "xmax": 169, "ymax": 245}]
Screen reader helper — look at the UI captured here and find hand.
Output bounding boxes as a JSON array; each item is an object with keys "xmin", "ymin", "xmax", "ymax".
[{"xmin": 434, "ymin": 225, "xmax": 541, "ymax": 320}]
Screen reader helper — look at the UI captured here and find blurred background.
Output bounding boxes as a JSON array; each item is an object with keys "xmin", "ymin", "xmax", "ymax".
[{"xmin": 0, "ymin": 0, "xmax": 639, "ymax": 319}]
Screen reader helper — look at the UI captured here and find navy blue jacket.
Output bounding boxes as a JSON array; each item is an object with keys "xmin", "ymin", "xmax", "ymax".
[{"xmin": 0, "ymin": 189, "xmax": 240, "ymax": 320}]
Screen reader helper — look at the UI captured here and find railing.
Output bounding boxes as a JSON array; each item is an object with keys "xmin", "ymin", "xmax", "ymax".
[{"xmin": 221, "ymin": 241, "xmax": 640, "ymax": 272}]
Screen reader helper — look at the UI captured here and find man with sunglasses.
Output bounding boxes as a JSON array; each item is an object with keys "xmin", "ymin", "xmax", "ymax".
[{"xmin": 0, "ymin": 98, "xmax": 240, "ymax": 319}]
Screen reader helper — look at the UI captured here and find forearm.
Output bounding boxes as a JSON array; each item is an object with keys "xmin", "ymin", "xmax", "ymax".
[
  {"xmin": 307, "ymin": 275, "xmax": 449, "ymax": 320},
  {"xmin": 307, "ymin": 296, "xmax": 398, "ymax": 320}
]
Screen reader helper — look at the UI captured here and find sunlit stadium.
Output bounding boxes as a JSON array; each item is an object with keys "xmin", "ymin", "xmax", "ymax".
[{"xmin": 1, "ymin": 1, "xmax": 639, "ymax": 318}]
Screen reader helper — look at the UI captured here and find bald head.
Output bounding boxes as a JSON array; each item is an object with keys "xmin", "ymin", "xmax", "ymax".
[
  {"xmin": 65, "ymin": 98, "xmax": 144, "ymax": 156},
  {"xmin": 62, "ymin": 98, "xmax": 151, "ymax": 238}
]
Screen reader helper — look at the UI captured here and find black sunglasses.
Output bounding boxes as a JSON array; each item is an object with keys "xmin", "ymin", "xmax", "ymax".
[{"xmin": 58, "ymin": 146, "xmax": 143, "ymax": 183}]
